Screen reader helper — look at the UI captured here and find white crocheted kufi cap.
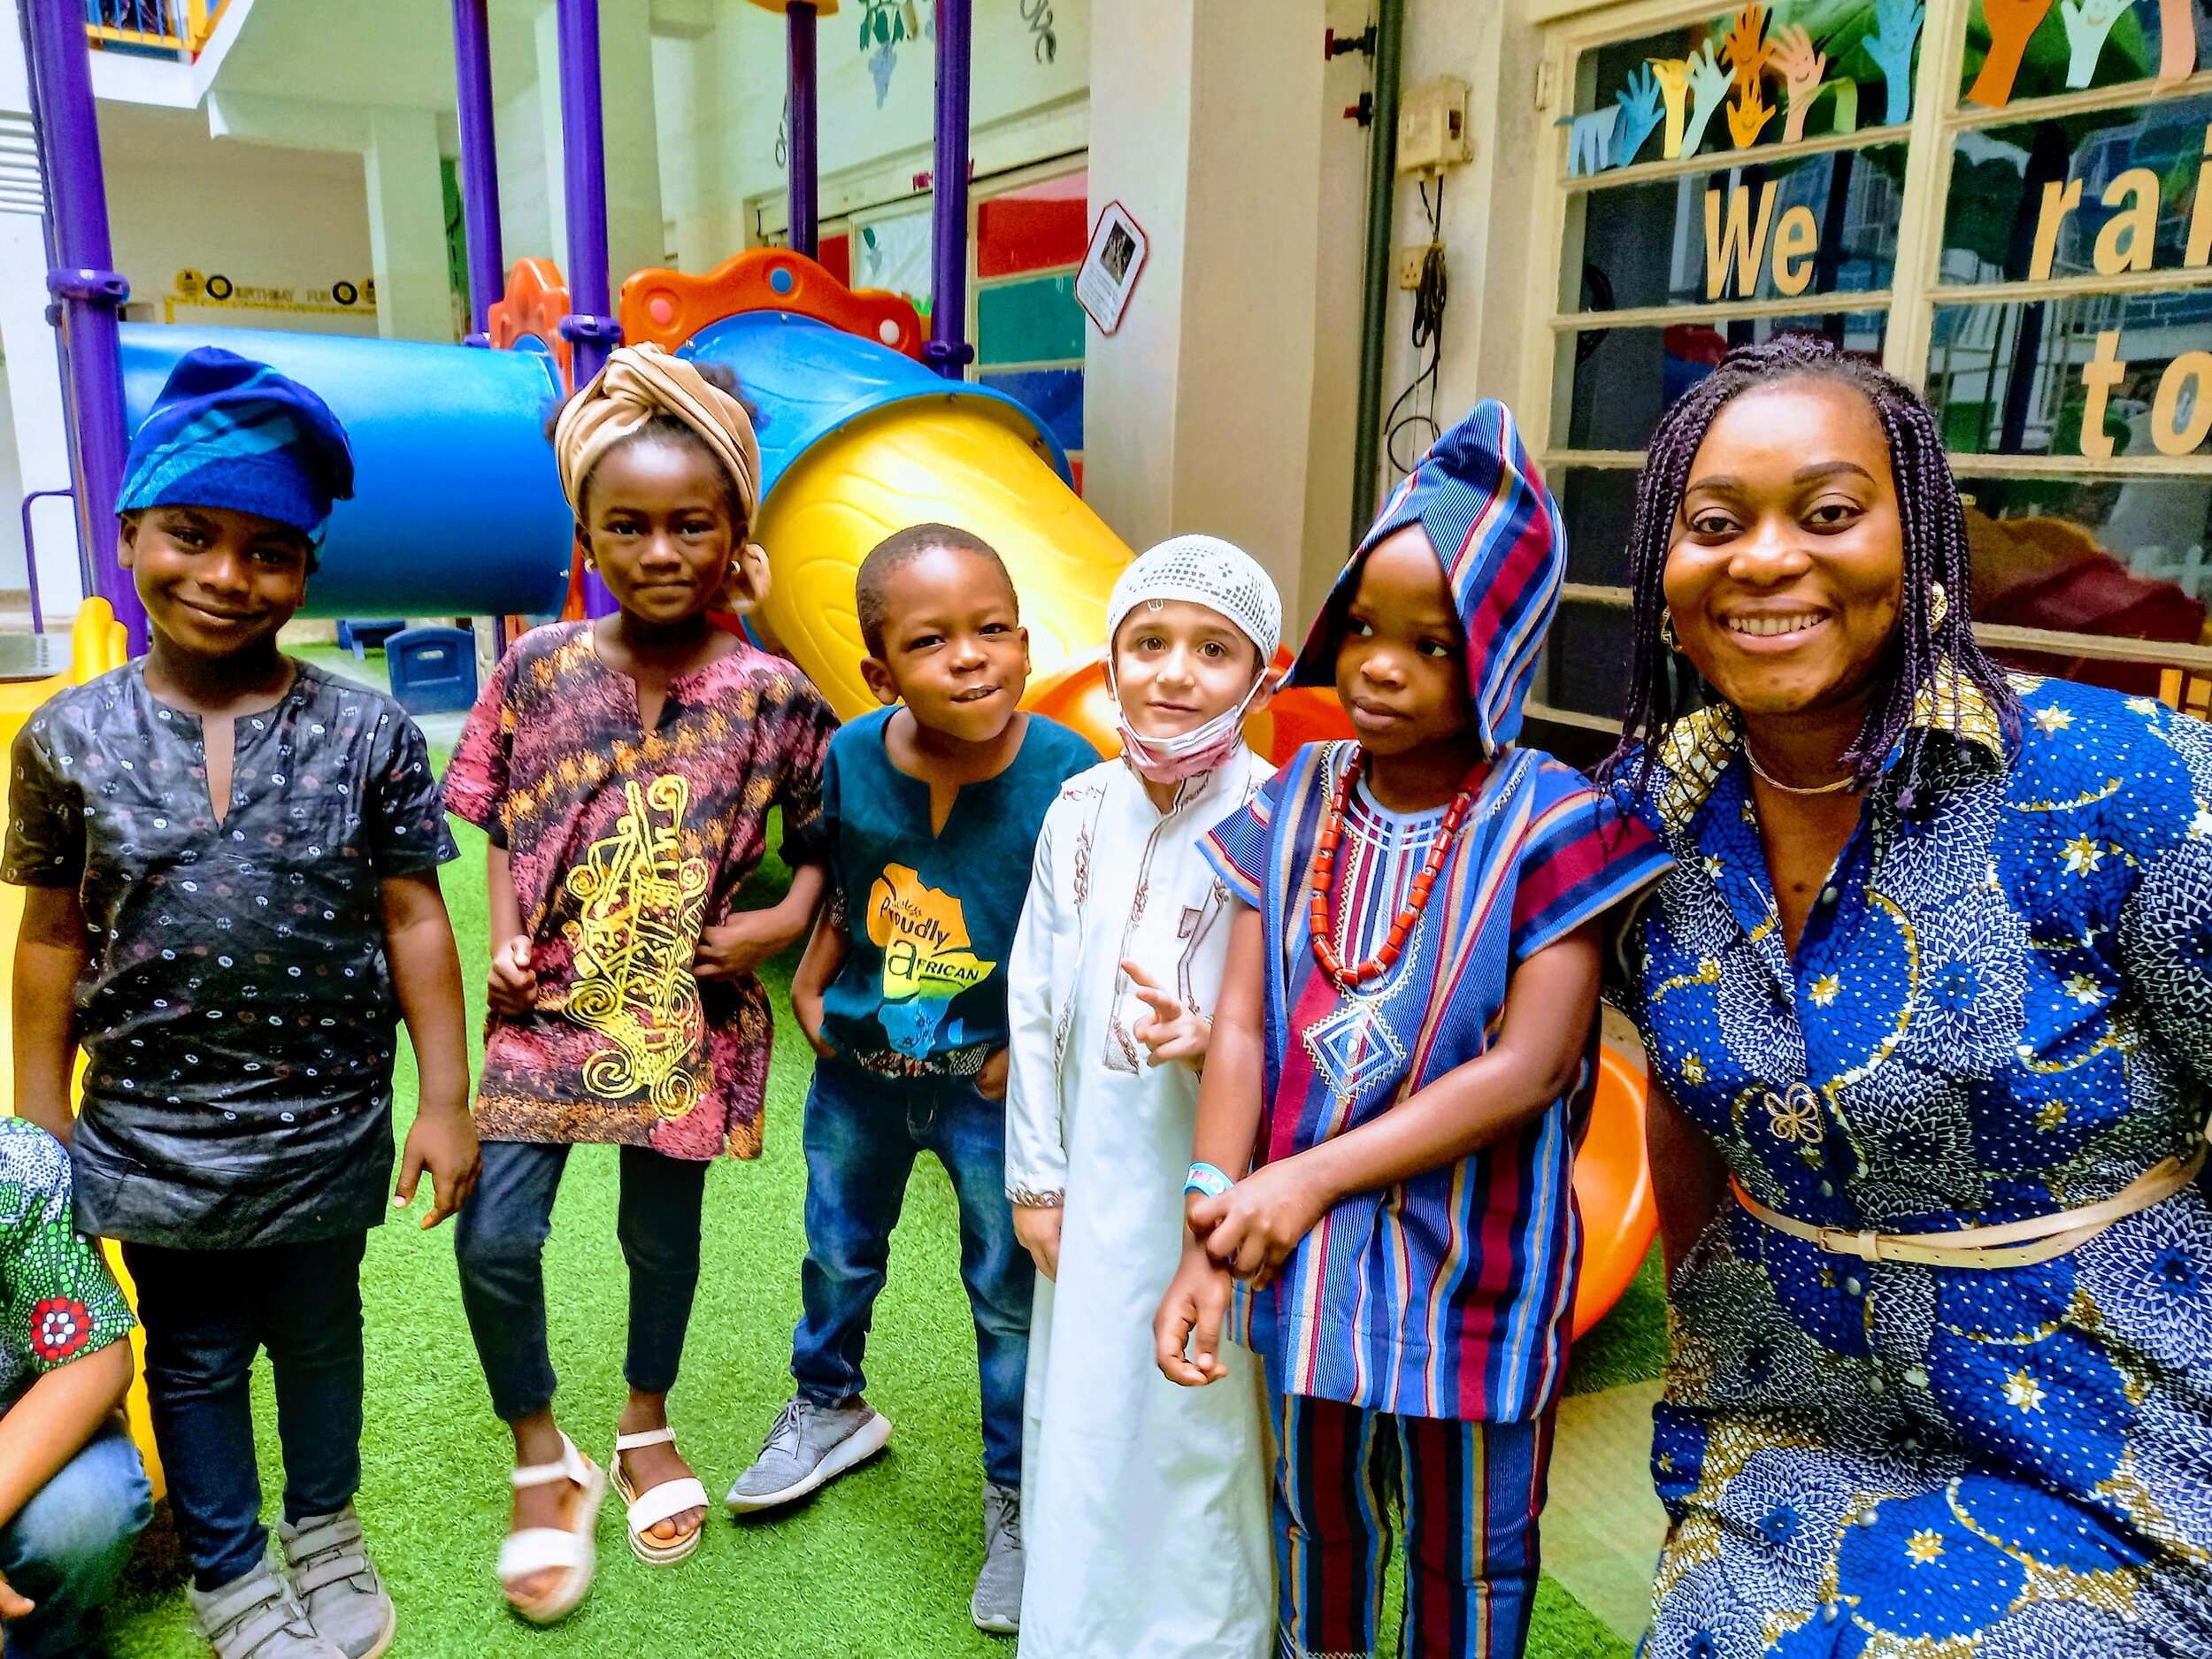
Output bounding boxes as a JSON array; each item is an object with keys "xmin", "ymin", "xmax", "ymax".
[{"xmin": 1105, "ymin": 534, "xmax": 1282, "ymax": 662}]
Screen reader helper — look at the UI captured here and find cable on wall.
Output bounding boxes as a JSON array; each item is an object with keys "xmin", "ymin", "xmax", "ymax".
[{"xmin": 1384, "ymin": 175, "xmax": 1447, "ymax": 477}]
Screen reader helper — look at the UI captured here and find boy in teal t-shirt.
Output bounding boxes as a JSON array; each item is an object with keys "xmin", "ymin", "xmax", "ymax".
[{"xmin": 730, "ymin": 524, "xmax": 1094, "ymax": 1638}]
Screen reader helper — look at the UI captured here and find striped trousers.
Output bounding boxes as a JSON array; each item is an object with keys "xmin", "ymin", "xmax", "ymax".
[{"xmin": 1268, "ymin": 1385, "xmax": 1554, "ymax": 1659}]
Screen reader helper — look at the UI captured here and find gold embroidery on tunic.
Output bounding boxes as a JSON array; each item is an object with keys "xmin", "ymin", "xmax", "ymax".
[{"xmin": 561, "ymin": 774, "xmax": 711, "ymax": 1117}]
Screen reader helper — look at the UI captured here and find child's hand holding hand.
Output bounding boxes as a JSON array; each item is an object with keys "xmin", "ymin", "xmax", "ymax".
[
  {"xmin": 694, "ymin": 910, "xmax": 799, "ymax": 981},
  {"xmin": 488, "ymin": 933, "xmax": 538, "ymax": 1016},
  {"xmin": 1190, "ymin": 1159, "xmax": 1333, "ymax": 1283},
  {"xmin": 1155, "ymin": 1238, "xmax": 1233, "ymax": 1386},
  {"xmin": 1013, "ymin": 1203, "xmax": 1063, "ymax": 1279},
  {"xmin": 975, "ymin": 1048, "xmax": 1011, "ymax": 1102},
  {"xmin": 1123, "ymin": 959, "xmax": 1211, "ymax": 1070}
]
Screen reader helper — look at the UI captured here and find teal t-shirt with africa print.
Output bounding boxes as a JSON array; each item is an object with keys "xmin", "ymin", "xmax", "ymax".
[{"xmin": 817, "ymin": 709, "xmax": 1096, "ymax": 1077}]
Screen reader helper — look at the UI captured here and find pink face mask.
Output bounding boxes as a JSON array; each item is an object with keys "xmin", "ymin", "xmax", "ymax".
[{"xmin": 1108, "ymin": 662, "xmax": 1270, "ymax": 785}]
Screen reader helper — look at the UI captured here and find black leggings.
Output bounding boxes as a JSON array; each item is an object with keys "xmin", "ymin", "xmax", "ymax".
[{"xmin": 452, "ymin": 1141, "xmax": 707, "ymax": 1421}]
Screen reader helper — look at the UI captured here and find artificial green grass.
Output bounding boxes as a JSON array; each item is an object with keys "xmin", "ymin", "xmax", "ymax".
[
  {"xmin": 1563, "ymin": 1247, "xmax": 1666, "ymax": 1399},
  {"xmin": 96, "ymin": 710, "xmax": 1647, "ymax": 1659}
]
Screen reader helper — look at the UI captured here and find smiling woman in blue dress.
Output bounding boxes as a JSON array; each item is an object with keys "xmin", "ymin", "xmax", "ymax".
[{"xmin": 1606, "ymin": 334, "xmax": 2212, "ymax": 1657}]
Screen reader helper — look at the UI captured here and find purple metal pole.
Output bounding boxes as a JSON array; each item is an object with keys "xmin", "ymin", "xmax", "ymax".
[
  {"xmin": 553, "ymin": 0, "xmax": 620, "ymax": 617},
  {"xmin": 450, "ymin": 0, "xmax": 505, "ymax": 346},
  {"xmin": 925, "ymin": 0, "xmax": 973, "ymax": 380},
  {"xmin": 20, "ymin": 0, "xmax": 143, "ymax": 645},
  {"xmin": 18, "ymin": 488, "xmax": 68, "ymax": 634},
  {"xmin": 787, "ymin": 2, "xmax": 818, "ymax": 260}
]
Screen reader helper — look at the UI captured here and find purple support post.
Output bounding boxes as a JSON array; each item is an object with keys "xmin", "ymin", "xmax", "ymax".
[
  {"xmin": 925, "ymin": 0, "xmax": 973, "ymax": 380},
  {"xmin": 553, "ymin": 0, "xmax": 620, "ymax": 617},
  {"xmin": 18, "ymin": 488, "xmax": 69, "ymax": 634},
  {"xmin": 787, "ymin": 2, "xmax": 818, "ymax": 260},
  {"xmin": 451, "ymin": 0, "xmax": 505, "ymax": 347},
  {"xmin": 19, "ymin": 0, "xmax": 144, "ymax": 646}
]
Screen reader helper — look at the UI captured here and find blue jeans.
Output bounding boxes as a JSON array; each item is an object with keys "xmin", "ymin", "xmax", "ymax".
[
  {"xmin": 123, "ymin": 1233, "xmax": 366, "ymax": 1592},
  {"xmin": 453, "ymin": 1141, "xmax": 708, "ymax": 1423},
  {"xmin": 0, "ymin": 1424, "xmax": 150, "ymax": 1659},
  {"xmin": 791, "ymin": 1057, "xmax": 1033, "ymax": 1489}
]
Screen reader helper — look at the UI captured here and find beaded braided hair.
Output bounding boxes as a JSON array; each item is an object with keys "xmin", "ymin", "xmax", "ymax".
[{"xmin": 1599, "ymin": 333, "xmax": 2019, "ymax": 810}]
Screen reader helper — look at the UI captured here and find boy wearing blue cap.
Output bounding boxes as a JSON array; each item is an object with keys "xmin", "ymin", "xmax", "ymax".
[{"xmin": 5, "ymin": 348, "xmax": 478, "ymax": 1659}]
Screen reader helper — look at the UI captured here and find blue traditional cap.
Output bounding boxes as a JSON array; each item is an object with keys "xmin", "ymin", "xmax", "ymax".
[
  {"xmin": 118, "ymin": 347, "xmax": 355, "ymax": 540},
  {"xmin": 1288, "ymin": 400, "xmax": 1564, "ymax": 757}
]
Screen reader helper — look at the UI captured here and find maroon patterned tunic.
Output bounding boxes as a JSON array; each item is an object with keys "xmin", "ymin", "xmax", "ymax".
[{"xmin": 443, "ymin": 622, "xmax": 836, "ymax": 1159}]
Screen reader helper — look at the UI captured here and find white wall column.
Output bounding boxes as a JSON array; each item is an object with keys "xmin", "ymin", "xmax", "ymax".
[
  {"xmin": 600, "ymin": 0, "xmax": 665, "ymax": 278},
  {"xmin": 1084, "ymin": 0, "xmax": 1325, "ymax": 620},
  {"xmin": 0, "ymin": 0, "xmax": 83, "ymax": 613},
  {"xmin": 532, "ymin": 4, "xmax": 569, "ymax": 260},
  {"xmin": 0, "ymin": 215, "xmax": 84, "ymax": 612},
  {"xmin": 534, "ymin": 0, "xmax": 664, "ymax": 299},
  {"xmin": 364, "ymin": 106, "xmax": 454, "ymax": 342}
]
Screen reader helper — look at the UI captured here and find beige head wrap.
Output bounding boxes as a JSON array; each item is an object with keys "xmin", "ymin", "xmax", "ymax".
[{"xmin": 554, "ymin": 342, "xmax": 770, "ymax": 611}]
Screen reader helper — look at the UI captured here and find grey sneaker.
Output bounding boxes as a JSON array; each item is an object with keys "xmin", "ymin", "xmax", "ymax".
[
  {"xmin": 280, "ymin": 1506, "xmax": 394, "ymax": 1659},
  {"xmin": 189, "ymin": 1558, "xmax": 345, "ymax": 1659},
  {"xmin": 971, "ymin": 1483, "xmax": 1024, "ymax": 1634},
  {"xmin": 725, "ymin": 1395, "xmax": 892, "ymax": 1512}
]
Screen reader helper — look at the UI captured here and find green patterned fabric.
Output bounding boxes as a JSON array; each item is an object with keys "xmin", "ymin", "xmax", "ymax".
[{"xmin": 0, "ymin": 1118, "xmax": 132, "ymax": 1410}]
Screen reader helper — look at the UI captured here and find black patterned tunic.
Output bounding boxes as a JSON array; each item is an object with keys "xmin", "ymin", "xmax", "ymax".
[{"xmin": 3, "ymin": 661, "xmax": 456, "ymax": 1248}]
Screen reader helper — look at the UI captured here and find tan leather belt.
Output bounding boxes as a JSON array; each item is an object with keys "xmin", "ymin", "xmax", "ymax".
[{"xmin": 1730, "ymin": 1142, "xmax": 2208, "ymax": 1269}]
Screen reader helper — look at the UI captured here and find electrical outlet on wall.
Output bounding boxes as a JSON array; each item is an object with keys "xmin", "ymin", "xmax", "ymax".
[
  {"xmin": 1397, "ymin": 247, "xmax": 1430, "ymax": 290},
  {"xmin": 1398, "ymin": 75, "xmax": 1472, "ymax": 174}
]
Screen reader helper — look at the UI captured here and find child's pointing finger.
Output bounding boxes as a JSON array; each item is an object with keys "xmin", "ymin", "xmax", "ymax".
[
  {"xmin": 1121, "ymin": 959, "xmax": 1187, "ymax": 1020},
  {"xmin": 1121, "ymin": 958, "xmax": 1181, "ymax": 1005}
]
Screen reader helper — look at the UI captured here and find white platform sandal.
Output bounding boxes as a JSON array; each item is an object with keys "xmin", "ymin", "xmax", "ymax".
[
  {"xmin": 611, "ymin": 1427, "xmax": 710, "ymax": 1564},
  {"xmin": 497, "ymin": 1433, "xmax": 605, "ymax": 1624}
]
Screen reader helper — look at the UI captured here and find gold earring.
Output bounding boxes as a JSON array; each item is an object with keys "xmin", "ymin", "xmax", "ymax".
[
  {"xmin": 1929, "ymin": 581, "xmax": 1948, "ymax": 630},
  {"xmin": 1660, "ymin": 607, "xmax": 1680, "ymax": 652}
]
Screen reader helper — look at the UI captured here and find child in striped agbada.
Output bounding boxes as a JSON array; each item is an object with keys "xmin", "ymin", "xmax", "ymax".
[{"xmin": 1154, "ymin": 402, "xmax": 1671, "ymax": 1659}]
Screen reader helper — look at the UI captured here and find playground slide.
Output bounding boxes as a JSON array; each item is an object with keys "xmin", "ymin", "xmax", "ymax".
[
  {"xmin": 690, "ymin": 306, "xmax": 1125, "ymax": 720},
  {"xmin": 42, "ymin": 275, "xmax": 1651, "ymax": 1353}
]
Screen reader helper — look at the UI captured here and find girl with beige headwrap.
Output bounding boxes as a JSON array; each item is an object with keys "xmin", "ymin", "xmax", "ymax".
[
  {"xmin": 443, "ymin": 340, "xmax": 840, "ymax": 1619},
  {"xmin": 552, "ymin": 341, "xmax": 772, "ymax": 614}
]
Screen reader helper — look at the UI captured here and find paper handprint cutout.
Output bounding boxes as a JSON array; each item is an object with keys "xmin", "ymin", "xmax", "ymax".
[
  {"xmin": 1565, "ymin": 104, "xmax": 1622, "ymax": 176},
  {"xmin": 1967, "ymin": 0, "xmax": 2053, "ymax": 108},
  {"xmin": 2061, "ymin": 0, "xmax": 2134, "ymax": 88}
]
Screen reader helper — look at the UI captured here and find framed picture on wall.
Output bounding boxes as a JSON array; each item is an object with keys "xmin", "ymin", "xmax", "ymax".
[{"xmin": 1077, "ymin": 201, "xmax": 1148, "ymax": 334}]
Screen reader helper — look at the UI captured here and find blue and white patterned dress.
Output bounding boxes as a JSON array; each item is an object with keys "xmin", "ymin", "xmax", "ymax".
[{"xmin": 1620, "ymin": 672, "xmax": 2212, "ymax": 1657}]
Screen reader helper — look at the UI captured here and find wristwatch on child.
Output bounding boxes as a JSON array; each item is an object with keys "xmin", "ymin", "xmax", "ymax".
[{"xmin": 1184, "ymin": 1162, "xmax": 1233, "ymax": 1199}]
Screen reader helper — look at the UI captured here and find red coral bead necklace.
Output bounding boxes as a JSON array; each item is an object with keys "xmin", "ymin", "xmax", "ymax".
[{"xmin": 1308, "ymin": 749, "xmax": 1480, "ymax": 989}]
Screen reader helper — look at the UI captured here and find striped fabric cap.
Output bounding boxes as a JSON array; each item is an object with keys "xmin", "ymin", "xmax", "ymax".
[
  {"xmin": 118, "ymin": 347, "xmax": 354, "ymax": 539},
  {"xmin": 1289, "ymin": 401, "xmax": 1564, "ymax": 757}
]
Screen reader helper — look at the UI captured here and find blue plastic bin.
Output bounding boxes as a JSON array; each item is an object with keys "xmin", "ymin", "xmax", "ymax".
[
  {"xmin": 336, "ymin": 618, "xmax": 406, "ymax": 658},
  {"xmin": 385, "ymin": 626, "xmax": 479, "ymax": 716}
]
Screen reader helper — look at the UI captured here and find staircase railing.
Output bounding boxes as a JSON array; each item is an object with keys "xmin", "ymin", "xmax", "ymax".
[{"xmin": 81, "ymin": 0, "xmax": 227, "ymax": 58}]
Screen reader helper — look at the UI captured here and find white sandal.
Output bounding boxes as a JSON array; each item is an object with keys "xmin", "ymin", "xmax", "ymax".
[
  {"xmin": 612, "ymin": 1427, "xmax": 710, "ymax": 1564},
  {"xmin": 497, "ymin": 1433, "xmax": 605, "ymax": 1624}
]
